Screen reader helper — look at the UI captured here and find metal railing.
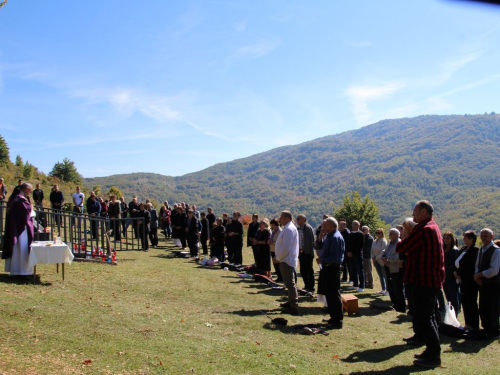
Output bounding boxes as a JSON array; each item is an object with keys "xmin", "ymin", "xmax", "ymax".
[{"xmin": 0, "ymin": 204, "xmax": 147, "ymax": 255}]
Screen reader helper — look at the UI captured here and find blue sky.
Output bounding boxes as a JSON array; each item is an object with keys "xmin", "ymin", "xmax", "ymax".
[{"xmin": 1, "ymin": 0, "xmax": 499, "ymax": 177}]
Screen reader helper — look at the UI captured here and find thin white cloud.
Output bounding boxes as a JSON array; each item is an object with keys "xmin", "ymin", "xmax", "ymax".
[
  {"xmin": 344, "ymin": 82, "xmax": 406, "ymax": 127},
  {"xmin": 439, "ymin": 51, "xmax": 483, "ymax": 82},
  {"xmin": 430, "ymin": 73, "xmax": 500, "ymax": 100},
  {"xmin": 71, "ymin": 88, "xmax": 179, "ymax": 122},
  {"xmin": 479, "ymin": 27, "xmax": 497, "ymax": 41},
  {"xmin": 233, "ymin": 40, "xmax": 280, "ymax": 59}
]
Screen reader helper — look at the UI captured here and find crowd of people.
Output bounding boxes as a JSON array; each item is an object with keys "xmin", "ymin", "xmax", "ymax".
[
  {"xmin": 158, "ymin": 200, "xmax": 499, "ymax": 368},
  {"xmin": 1, "ymin": 181, "xmax": 499, "ymax": 368}
]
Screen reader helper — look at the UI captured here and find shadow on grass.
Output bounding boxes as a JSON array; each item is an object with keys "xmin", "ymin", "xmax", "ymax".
[
  {"xmin": 152, "ymin": 253, "xmax": 178, "ymax": 259},
  {"xmin": 342, "ymin": 343, "xmax": 409, "ymax": 364},
  {"xmin": 229, "ymin": 308, "xmax": 283, "ymax": 317},
  {"xmin": 389, "ymin": 313, "xmax": 412, "ymax": 325},
  {"xmin": 0, "ymin": 274, "xmax": 52, "ymax": 286},
  {"xmin": 347, "ymin": 365, "xmax": 429, "ymax": 375},
  {"xmin": 443, "ymin": 337, "xmax": 497, "ymax": 354}
]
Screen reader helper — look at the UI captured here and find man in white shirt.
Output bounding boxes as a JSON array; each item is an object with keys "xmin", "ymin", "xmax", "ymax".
[
  {"xmin": 71, "ymin": 186, "xmax": 85, "ymax": 226},
  {"xmin": 474, "ymin": 228, "xmax": 500, "ymax": 337},
  {"xmin": 273, "ymin": 211, "xmax": 300, "ymax": 315}
]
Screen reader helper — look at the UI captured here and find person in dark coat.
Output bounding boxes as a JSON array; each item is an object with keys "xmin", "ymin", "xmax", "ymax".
[
  {"xmin": 185, "ymin": 209, "xmax": 201, "ymax": 257},
  {"xmin": 147, "ymin": 203, "xmax": 159, "ymax": 248},
  {"xmin": 86, "ymin": 192, "xmax": 101, "ymax": 239},
  {"xmin": 174, "ymin": 206, "xmax": 187, "ymax": 249},
  {"xmin": 247, "ymin": 214, "xmax": 260, "ymax": 264},
  {"xmin": 200, "ymin": 212, "xmax": 210, "ymax": 255},
  {"xmin": 296, "ymin": 214, "xmax": 316, "ymax": 291},
  {"xmin": 119, "ymin": 197, "xmax": 128, "ymax": 235},
  {"xmin": 362, "ymin": 226, "xmax": 375, "ymax": 289},
  {"xmin": 128, "ymin": 196, "xmax": 140, "ymax": 238},
  {"xmin": 49, "ymin": 184, "xmax": 64, "ymax": 226},
  {"xmin": 108, "ymin": 194, "xmax": 121, "ymax": 241},
  {"xmin": 227, "ymin": 212, "xmax": 244, "ymax": 264},
  {"xmin": 211, "ymin": 218, "xmax": 226, "ymax": 261},
  {"xmin": 137, "ymin": 203, "xmax": 151, "ymax": 251},
  {"xmin": 454, "ymin": 230, "xmax": 479, "ymax": 329}
]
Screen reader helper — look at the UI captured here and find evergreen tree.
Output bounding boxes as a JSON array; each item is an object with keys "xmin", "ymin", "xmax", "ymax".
[
  {"xmin": 49, "ymin": 158, "xmax": 81, "ymax": 184},
  {"xmin": 0, "ymin": 134, "xmax": 10, "ymax": 166},
  {"xmin": 15, "ymin": 154, "xmax": 23, "ymax": 168},
  {"xmin": 23, "ymin": 161, "xmax": 34, "ymax": 179},
  {"xmin": 333, "ymin": 191, "xmax": 386, "ymax": 231}
]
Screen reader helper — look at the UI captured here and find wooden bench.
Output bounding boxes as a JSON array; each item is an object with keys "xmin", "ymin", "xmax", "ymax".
[{"xmin": 342, "ymin": 294, "xmax": 359, "ymax": 316}]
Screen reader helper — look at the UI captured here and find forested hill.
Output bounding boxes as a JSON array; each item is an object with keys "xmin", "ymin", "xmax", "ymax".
[{"xmin": 85, "ymin": 114, "xmax": 500, "ymax": 235}]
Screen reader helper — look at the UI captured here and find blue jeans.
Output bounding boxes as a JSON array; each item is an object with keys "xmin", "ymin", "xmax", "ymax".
[{"xmin": 374, "ymin": 261, "xmax": 387, "ymax": 291}]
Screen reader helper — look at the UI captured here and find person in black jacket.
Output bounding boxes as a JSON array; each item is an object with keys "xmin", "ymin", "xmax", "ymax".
[
  {"xmin": 119, "ymin": 197, "xmax": 128, "ymax": 236},
  {"xmin": 174, "ymin": 206, "xmax": 187, "ymax": 249},
  {"xmin": 32, "ymin": 183, "xmax": 46, "ymax": 228},
  {"xmin": 137, "ymin": 203, "xmax": 151, "ymax": 251},
  {"xmin": 86, "ymin": 192, "xmax": 101, "ymax": 239},
  {"xmin": 128, "ymin": 196, "xmax": 140, "ymax": 238},
  {"xmin": 49, "ymin": 184, "xmax": 64, "ymax": 226},
  {"xmin": 454, "ymin": 230, "xmax": 479, "ymax": 329},
  {"xmin": 185, "ymin": 209, "xmax": 201, "ymax": 257},
  {"xmin": 200, "ymin": 212, "xmax": 210, "ymax": 255},
  {"xmin": 247, "ymin": 214, "xmax": 260, "ymax": 264},
  {"xmin": 347, "ymin": 220, "xmax": 365, "ymax": 292},
  {"xmin": 211, "ymin": 218, "xmax": 225, "ymax": 261},
  {"xmin": 108, "ymin": 195, "xmax": 121, "ymax": 241},
  {"xmin": 227, "ymin": 212, "xmax": 244, "ymax": 264}
]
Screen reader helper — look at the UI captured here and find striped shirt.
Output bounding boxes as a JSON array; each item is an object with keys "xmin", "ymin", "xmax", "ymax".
[{"xmin": 396, "ymin": 218, "xmax": 444, "ymax": 289}]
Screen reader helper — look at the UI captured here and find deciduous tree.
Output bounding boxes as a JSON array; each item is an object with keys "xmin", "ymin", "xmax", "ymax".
[{"xmin": 333, "ymin": 191, "xmax": 386, "ymax": 231}]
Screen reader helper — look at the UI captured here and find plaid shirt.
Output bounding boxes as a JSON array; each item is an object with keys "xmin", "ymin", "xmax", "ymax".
[{"xmin": 396, "ymin": 218, "xmax": 444, "ymax": 289}]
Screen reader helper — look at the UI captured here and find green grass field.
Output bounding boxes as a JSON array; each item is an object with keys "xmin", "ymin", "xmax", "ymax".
[{"xmin": 1, "ymin": 237, "xmax": 499, "ymax": 375}]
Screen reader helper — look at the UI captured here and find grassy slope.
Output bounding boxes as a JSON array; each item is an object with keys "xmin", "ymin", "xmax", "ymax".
[{"xmin": 1, "ymin": 237, "xmax": 499, "ymax": 375}]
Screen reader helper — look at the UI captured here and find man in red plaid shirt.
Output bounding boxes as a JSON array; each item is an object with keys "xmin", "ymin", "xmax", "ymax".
[{"xmin": 397, "ymin": 200, "xmax": 444, "ymax": 368}]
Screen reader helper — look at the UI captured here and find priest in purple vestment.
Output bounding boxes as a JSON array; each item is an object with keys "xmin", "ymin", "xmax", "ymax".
[{"xmin": 2, "ymin": 183, "xmax": 35, "ymax": 277}]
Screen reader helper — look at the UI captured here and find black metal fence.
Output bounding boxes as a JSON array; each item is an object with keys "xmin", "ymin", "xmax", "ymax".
[{"xmin": 0, "ymin": 204, "xmax": 147, "ymax": 256}]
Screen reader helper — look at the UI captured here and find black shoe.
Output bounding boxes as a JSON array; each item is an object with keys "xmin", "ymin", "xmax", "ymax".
[
  {"xmin": 324, "ymin": 318, "xmax": 343, "ymax": 329},
  {"xmin": 280, "ymin": 301, "xmax": 291, "ymax": 308},
  {"xmin": 406, "ymin": 338, "xmax": 425, "ymax": 347},
  {"xmin": 275, "ymin": 278, "xmax": 284, "ymax": 283},
  {"xmin": 403, "ymin": 334, "xmax": 420, "ymax": 342},
  {"xmin": 413, "ymin": 356, "xmax": 441, "ymax": 368},
  {"xmin": 414, "ymin": 350, "xmax": 430, "ymax": 359}
]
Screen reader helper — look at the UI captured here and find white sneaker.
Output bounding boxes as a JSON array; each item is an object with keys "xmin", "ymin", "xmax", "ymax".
[
  {"xmin": 357, "ymin": 288, "xmax": 364, "ymax": 292},
  {"xmin": 346, "ymin": 286, "xmax": 357, "ymax": 291},
  {"xmin": 376, "ymin": 290, "xmax": 385, "ymax": 295},
  {"xmin": 382, "ymin": 291, "xmax": 389, "ymax": 296}
]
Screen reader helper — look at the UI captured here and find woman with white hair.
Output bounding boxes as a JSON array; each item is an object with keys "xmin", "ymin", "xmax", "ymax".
[{"xmin": 382, "ymin": 228, "xmax": 405, "ymax": 312}]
